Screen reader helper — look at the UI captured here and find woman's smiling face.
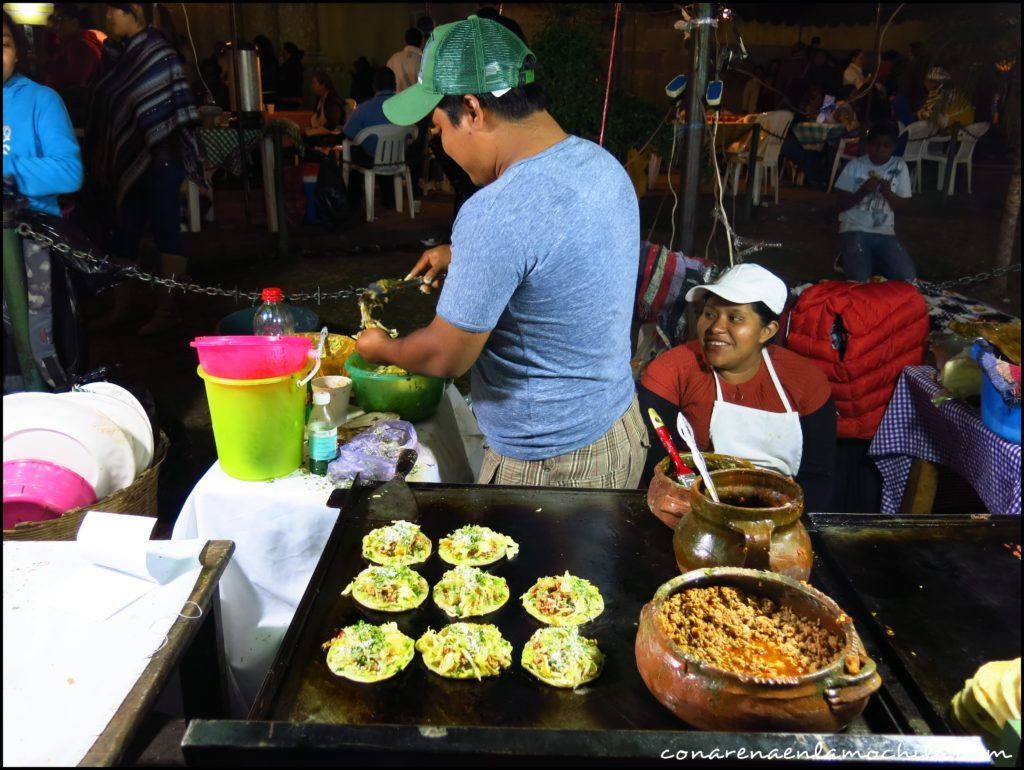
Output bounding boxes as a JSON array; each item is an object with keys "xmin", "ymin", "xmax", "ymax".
[{"xmin": 697, "ymin": 295, "xmax": 777, "ymax": 373}]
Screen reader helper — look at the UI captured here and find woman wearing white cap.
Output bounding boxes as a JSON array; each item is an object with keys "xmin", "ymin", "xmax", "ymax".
[{"xmin": 639, "ymin": 264, "xmax": 836, "ymax": 512}]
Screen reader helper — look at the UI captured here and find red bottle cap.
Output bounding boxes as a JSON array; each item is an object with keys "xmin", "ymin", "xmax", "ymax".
[{"xmin": 261, "ymin": 287, "xmax": 284, "ymax": 303}]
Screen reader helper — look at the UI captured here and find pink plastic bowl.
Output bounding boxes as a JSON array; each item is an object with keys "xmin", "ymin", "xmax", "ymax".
[
  {"xmin": 190, "ymin": 335, "xmax": 313, "ymax": 379},
  {"xmin": 3, "ymin": 460, "xmax": 98, "ymax": 530}
]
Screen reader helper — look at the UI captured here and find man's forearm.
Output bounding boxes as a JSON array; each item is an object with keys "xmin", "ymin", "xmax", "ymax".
[{"xmin": 376, "ymin": 318, "xmax": 485, "ymax": 379}]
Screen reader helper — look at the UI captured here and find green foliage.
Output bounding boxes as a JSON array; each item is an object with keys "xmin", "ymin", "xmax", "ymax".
[
  {"xmin": 531, "ymin": 20, "xmax": 604, "ymax": 143},
  {"xmin": 531, "ymin": 10, "xmax": 673, "ymax": 161}
]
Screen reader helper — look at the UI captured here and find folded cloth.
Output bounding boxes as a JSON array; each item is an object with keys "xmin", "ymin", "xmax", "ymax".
[
  {"xmin": 635, "ymin": 242, "xmax": 713, "ymax": 344},
  {"xmin": 975, "ymin": 340, "xmax": 1022, "ymax": 407},
  {"xmin": 328, "ymin": 420, "xmax": 418, "ymax": 483}
]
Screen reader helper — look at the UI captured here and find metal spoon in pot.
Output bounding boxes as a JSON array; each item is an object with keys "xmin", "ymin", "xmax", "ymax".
[{"xmin": 676, "ymin": 413, "xmax": 720, "ymax": 503}]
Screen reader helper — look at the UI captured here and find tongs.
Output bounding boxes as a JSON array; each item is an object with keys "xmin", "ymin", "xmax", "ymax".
[{"xmin": 360, "ymin": 277, "xmax": 427, "ymax": 297}]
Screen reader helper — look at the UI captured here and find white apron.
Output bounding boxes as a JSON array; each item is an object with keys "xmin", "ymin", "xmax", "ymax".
[{"xmin": 708, "ymin": 348, "xmax": 803, "ymax": 477}]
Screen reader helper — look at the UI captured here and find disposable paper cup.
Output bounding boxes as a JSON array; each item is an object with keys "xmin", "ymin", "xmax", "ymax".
[{"xmin": 312, "ymin": 376, "xmax": 352, "ymax": 425}]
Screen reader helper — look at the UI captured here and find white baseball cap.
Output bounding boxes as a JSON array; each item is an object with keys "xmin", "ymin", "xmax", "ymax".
[{"xmin": 684, "ymin": 263, "xmax": 789, "ymax": 315}]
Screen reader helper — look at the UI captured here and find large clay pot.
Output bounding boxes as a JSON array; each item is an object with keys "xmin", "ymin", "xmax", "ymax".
[
  {"xmin": 646, "ymin": 455, "xmax": 755, "ymax": 529},
  {"xmin": 673, "ymin": 467, "xmax": 812, "ymax": 581},
  {"xmin": 635, "ymin": 568, "xmax": 882, "ymax": 732}
]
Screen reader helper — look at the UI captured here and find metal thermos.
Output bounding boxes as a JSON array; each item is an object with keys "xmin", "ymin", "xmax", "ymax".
[{"xmin": 226, "ymin": 44, "xmax": 264, "ymax": 125}]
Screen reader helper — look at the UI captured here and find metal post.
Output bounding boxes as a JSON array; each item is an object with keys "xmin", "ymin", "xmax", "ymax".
[
  {"xmin": 2, "ymin": 202, "xmax": 47, "ymax": 391},
  {"xmin": 742, "ymin": 124, "xmax": 760, "ymax": 222},
  {"xmin": 272, "ymin": 127, "xmax": 288, "ymax": 259},
  {"xmin": 677, "ymin": 3, "xmax": 712, "ymax": 257},
  {"xmin": 229, "ymin": 3, "xmax": 252, "ymax": 227}
]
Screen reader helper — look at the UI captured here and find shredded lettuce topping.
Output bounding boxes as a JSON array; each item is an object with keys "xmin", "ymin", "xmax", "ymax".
[
  {"xmin": 323, "ymin": 621, "xmax": 415, "ymax": 682},
  {"xmin": 416, "ymin": 622, "xmax": 513, "ymax": 680},
  {"xmin": 433, "ymin": 566, "xmax": 510, "ymax": 618},
  {"xmin": 521, "ymin": 571, "xmax": 605, "ymax": 626},
  {"xmin": 522, "ymin": 626, "xmax": 605, "ymax": 689},
  {"xmin": 342, "ymin": 565, "xmax": 429, "ymax": 612},
  {"xmin": 438, "ymin": 525, "xmax": 519, "ymax": 566},
  {"xmin": 362, "ymin": 520, "xmax": 432, "ymax": 566}
]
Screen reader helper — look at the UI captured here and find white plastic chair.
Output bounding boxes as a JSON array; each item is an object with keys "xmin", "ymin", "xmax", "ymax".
[
  {"xmin": 725, "ymin": 111, "xmax": 793, "ymax": 205},
  {"xmin": 942, "ymin": 122, "xmax": 991, "ymax": 195},
  {"xmin": 901, "ymin": 120, "xmax": 934, "ymax": 193},
  {"xmin": 341, "ymin": 123, "xmax": 418, "ymax": 222},
  {"xmin": 826, "ymin": 137, "xmax": 862, "ymax": 193}
]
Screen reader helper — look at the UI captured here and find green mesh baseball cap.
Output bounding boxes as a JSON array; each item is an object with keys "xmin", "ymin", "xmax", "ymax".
[{"xmin": 383, "ymin": 14, "xmax": 536, "ymax": 126}]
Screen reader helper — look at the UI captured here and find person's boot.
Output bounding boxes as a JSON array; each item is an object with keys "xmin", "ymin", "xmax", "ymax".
[
  {"xmin": 87, "ymin": 281, "xmax": 135, "ymax": 331},
  {"xmin": 138, "ymin": 253, "xmax": 187, "ymax": 336}
]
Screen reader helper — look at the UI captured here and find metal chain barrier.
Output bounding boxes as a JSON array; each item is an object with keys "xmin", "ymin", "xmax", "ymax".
[
  {"xmin": 917, "ymin": 262, "xmax": 1022, "ymax": 292},
  {"xmin": 17, "ymin": 219, "xmax": 1020, "ymax": 300},
  {"xmin": 15, "ymin": 221, "xmax": 363, "ymax": 305}
]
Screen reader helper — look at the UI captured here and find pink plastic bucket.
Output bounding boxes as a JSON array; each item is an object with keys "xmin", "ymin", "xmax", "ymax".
[
  {"xmin": 190, "ymin": 335, "xmax": 314, "ymax": 379},
  {"xmin": 3, "ymin": 460, "xmax": 98, "ymax": 529}
]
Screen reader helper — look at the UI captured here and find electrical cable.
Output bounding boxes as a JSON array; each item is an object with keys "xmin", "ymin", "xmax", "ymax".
[
  {"xmin": 598, "ymin": 2, "xmax": 623, "ymax": 147},
  {"xmin": 667, "ymin": 107, "xmax": 681, "ymax": 251},
  {"xmin": 180, "ymin": 3, "xmax": 214, "ymax": 102}
]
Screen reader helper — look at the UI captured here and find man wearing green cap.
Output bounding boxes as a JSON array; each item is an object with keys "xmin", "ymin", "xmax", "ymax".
[{"xmin": 355, "ymin": 15, "xmax": 647, "ymax": 488}]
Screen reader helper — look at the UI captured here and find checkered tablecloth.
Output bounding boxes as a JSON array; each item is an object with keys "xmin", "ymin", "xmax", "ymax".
[
  {"xmin": 791, "ymin": 121, "xmax": 844, "ymax": 148},
  {"xmin": 199, "ymin": 128, "xmax": 264, "ymax": 177},
  {"xmin": 869, "ymin": 365, "xmax": 1022, "ymax": 514}
]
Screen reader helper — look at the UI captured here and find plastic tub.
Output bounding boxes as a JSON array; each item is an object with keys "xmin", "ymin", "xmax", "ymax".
[
  {"xmin": 191, "ymin": 335, "xmax": 313, "ymax": 379},
  {"xmin": 345, "ymin": 353, "xmax": 446, "ymax": 422},
  {"xmin": 217, "ymin": 305, "xmax": 321, "ymax": 335},
  {"xmin": 3, "ymin": 460, "xmax": 97, "ymax": 529},
  {"xmin": 980, "ymin": 372, "xmax": 1021, "ymax": 444},
  {"xmin": 197, "ymin": 365, "xmax": 309, "ymax": 480}
]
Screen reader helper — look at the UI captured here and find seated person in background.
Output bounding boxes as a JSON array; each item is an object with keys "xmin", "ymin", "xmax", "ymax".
[
  {"xmin": 304, "ymin": 69, "xmax": 346, "ymax": 146},
  {"xmin": 741, "ymin": 66, "xmax": 764, "ymax": 115},
  {"xmin": 342, "ymin": 66, "xmax": 401, "ymax": 209},
  {"xmin": 917, "ymin": 66, "xmax": 974, "ymax": 129},
  {"xmin": 276, "ymin": 42, "xmax": 304, "ymax": 110},
  {"xmin": 834, "ymin": 121, "xmax": 915, "ymax": 282},
  {"xmin": 638, "ymin": 264, "xmax": 836, "ymax": 513},
  {"xmin": 343, "ymin": 67, "xmax": 399, "ymax": 162}
]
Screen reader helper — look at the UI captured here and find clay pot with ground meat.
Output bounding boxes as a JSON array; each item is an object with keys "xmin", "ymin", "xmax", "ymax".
[
  {"xmin": 672, "ymin": 468, "xmax": 812, "ymax": 580},
  {"xmin": 635, "ymin": 568, "xmax": 881, "ymax": 732}
]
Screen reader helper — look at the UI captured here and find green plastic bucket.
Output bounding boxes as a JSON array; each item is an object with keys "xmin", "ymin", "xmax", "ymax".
[{"xmin": 197, "ymin": 365, "xmax": 308, "ymax": 480}]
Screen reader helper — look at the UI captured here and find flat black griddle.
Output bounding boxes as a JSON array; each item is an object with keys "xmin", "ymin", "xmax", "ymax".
[
  {"xmin": 807, "ymin": 513, "xmax": 1021, "ymax": 734},
  {"xmin": 181, "ymin": 487, "xmax": 1004, "ymax": 765}
]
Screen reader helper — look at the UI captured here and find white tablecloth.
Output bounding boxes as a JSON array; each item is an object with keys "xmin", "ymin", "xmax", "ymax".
[
  {"xmin": 2, "ymin": 541, "xmax": 204, "ymax": 766},
  {"xmin": 172, "ymin": 385, "xmax": 483, "ymax": 713}
]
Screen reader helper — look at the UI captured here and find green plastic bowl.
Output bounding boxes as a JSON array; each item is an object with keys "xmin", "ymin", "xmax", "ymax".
[{"xmin": 344, "ymin": 352, "xmax": 446, "ymax": 422}]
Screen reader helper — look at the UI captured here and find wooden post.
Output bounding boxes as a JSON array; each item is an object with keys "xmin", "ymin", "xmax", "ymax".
[{"xmin": 899, "ymin": 458, "xmax": 940, "ymax": 514}]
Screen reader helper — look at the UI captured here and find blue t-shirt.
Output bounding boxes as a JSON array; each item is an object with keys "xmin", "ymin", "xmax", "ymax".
[
  {"xmin": 436, "ymin": 135, "xmax": 639, "ymax": 460},
  {"xmin": 342, "ymin": 90, "xmax": 396, "ymax": 156},
  {"xmin": 2, "ymin": 74, "xmax": 83, "ymax": 215}
]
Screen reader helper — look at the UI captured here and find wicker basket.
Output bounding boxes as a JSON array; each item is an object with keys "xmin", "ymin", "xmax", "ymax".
[{"xmin": 3, "ymin": 430, "xmax": 169, "ymax": 541}]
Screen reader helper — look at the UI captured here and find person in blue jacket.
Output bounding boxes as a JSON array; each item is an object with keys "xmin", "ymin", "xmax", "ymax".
[{"xmin": 2, "ymin": 11, "xmax": 83, "ymax": 213}]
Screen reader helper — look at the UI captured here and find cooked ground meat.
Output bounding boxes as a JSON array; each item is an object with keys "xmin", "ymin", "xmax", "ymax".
[{"xmin": 657, "ymin": 586, "xmax": 844, "ymax": 678}]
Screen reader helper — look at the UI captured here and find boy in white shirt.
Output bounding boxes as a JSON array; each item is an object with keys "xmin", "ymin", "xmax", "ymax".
[{"xmin": 835, "ymin": 122, "xmax": 916, "ymax": 281}]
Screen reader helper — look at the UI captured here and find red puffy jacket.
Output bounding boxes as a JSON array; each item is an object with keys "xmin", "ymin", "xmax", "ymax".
[{"xmin": 782, "ymin": 280, "xmax": 929, "ymax": 439}]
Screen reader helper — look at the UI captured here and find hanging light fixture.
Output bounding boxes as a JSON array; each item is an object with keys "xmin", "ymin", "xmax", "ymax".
[{"xmin": 2, "ymin": 3, "xmax": 55, "ymax": 26}]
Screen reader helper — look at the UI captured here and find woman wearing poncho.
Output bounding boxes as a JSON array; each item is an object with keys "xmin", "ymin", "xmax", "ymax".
[{"xmin": 85, "ymin": 3, "xmax": 204, "ymax": 335}]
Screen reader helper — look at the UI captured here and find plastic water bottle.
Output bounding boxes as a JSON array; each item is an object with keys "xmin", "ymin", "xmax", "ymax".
[
  {"xmin": 307, "ymin": 390, "xmax": 338, "ymax": 476},
  {"xmin": 253, "ymin": 287, "xmax": 295, "ymax": 337}
]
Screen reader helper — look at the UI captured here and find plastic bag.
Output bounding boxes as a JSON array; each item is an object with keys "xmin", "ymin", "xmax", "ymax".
[
  {"xmin": 327, "ymin": 420, "xmax": 417, "ymax": 483},
  {"xmin": 313, "ymin": 155, "xmax": 350, "ymax": 231}
]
